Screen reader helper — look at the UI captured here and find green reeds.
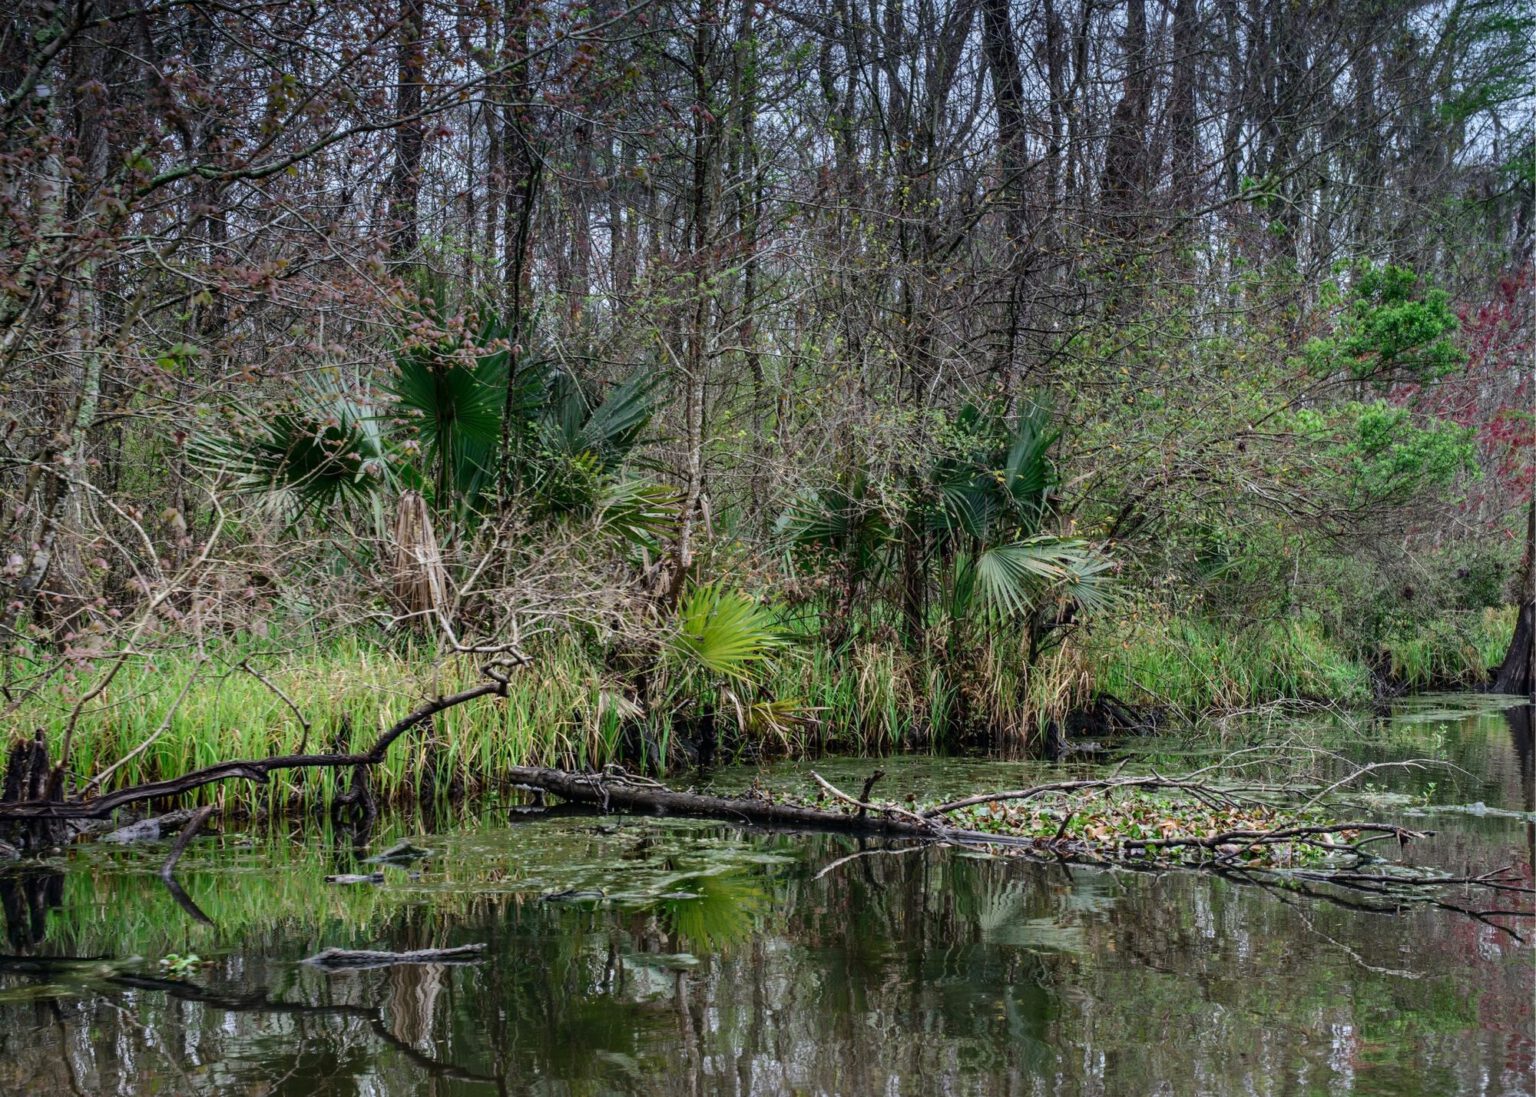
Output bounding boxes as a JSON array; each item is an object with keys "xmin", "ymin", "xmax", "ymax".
[
  {"xmin": 1085, "ymin": 612, "xmax": 1373, "ymax": 711},
  {"xmin": 1377, "ymin": 606, "xmax": 1513, "ymax": 691},
  {"xmin": 9, "ymin": 634, "xmax": 602, "ymax": 816},
  {"xmin": 7, "ymin": 603, "xmax": 1509, "ymax": 819}
]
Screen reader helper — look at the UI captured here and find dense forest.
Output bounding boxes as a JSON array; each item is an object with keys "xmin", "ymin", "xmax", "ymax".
[{"xmin": 0, "ymin": 0, "xmax": 1531, "ymax": 802}]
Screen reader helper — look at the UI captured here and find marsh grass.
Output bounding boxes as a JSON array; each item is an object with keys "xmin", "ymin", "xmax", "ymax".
[
  {"xmin": 7, "ymin": 605, "xmax": 1507, "ymax": 817},
  {"xmin": 1377, "ymin": 606, "xmax": 1512, "ymax": 691},
  {"xmin": 1087, "ymin": 613, "xmax": 1374, "ymax": 710},
  {"xmin": 12, "ymin": 634, "xmax": 600, "ymax": 815},
  {"xmin": 1085, "ymin": 607, "xmax": 1508, "ymax": 712}
]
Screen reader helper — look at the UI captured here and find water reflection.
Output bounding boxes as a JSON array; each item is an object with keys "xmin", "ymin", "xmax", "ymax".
[{"xmin": 0, "ymin": 698, "xmax": 1531, "ymax": 1096}]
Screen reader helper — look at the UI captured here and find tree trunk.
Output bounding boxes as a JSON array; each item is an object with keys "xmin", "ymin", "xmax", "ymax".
[
  {"xmin": 1492, "ymin": 487, "xmax": 1536, "ymax": 699},
  {"xmin": 385, "ymin": 0, "xmax": 427, "ymax": 264}
]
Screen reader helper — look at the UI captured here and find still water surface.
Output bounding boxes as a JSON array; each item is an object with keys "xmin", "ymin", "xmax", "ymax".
[{"xmin": 0, "ymin": 695, "xmax": 1532, "ymax": 1095}]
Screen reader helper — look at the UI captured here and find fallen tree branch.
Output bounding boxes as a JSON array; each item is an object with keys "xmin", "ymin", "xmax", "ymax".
[
  {"xmin": 499, "ymin": 765, "xmax": 935, "ymax": 836},
  {"xmin": 810, "ymin": 770, "xmax": 932, "ymax": 828},
  {"xmin": 0, "ymin": 659, "xmax": 522, "ymax": 822},
  {"xmin": 303, "ymin": 944, "xmax": 487, "ymax": 970},
  {"xmin": 159, "ymin": 805, "xmax": 216, "ymax": 880},
  {"xmin": 489, "ymin": 767, "xmax": 1533, "ymax": 927},
  {"xmin": 921, "ymin": 775, "xmax": 1252, "ymax": 818}
]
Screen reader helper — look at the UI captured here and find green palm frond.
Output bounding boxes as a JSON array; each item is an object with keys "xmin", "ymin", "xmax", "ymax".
[
  {"xmin": 536, "ymin": 368, "xmax": 656, "ymax": 469},
  {"xmin": 668, "ymin": 583, "xmax": 791, "ymax": 684},
  {"xmin": 1055, "ymin": 549, "xmax": 1117, "ymax": 613},
  {"xmin": 929, "ymin": 402, "xmax": 1060, "ymax": 540},
  {"xmin": 189, "ymin": 392, "xmax": 389, "ymax": 516},
  {"xmin": 575, "ymin": 370, "xmax": 657, "ymax": 468},
  {"xmin": 389, "ymin": 332, "xmax": 508, "ymax": 510},
  {"xmin": 591, "ymin": 476, "xmax": 680, "ymax": 549},
  {"xmin": 999, "ymin": 405, "xmax": 1058, "ymax": 532},
  {"xmin": 965, "ymin": 537, "xmax": 1113, "ymax": 622},
  {"xmin": 783, "ymin": 476, "xmax": 893, "ymax": 580},
  {"xmin": 932, "ymin": 472, "xmax": 996, "ymax": 538}
]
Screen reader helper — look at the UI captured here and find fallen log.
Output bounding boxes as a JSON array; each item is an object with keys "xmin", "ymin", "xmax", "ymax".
[
  {"xmin": 501, "ymin": 764, "xmax": 936, "ymax": 837},
  {"xmin": 103, "ymin": 808, "xmax": 203, "ymax": 845},
  {"xmin": 302, "ymin": 944, "xmax": 487, "ymax": 970},
  {"xmin": 492, "ymin": 763, "xmax": 1535, "ymax": 938}
]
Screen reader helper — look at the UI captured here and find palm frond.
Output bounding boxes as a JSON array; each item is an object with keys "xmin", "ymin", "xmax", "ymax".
[
  {"xmin": 389, "ymin": 335, "xmax": 507, "ymax": 509},
  {"xmin": 591, "ymin": 476, "xmax": 680, "ymax": 549},
  {"xmin": 967, "ymin": 537, "xmax": 1114, "ymax": 622},
  {"xmin": 188, "ymin": 392, "xmax": 389, "ymax": 516},
  {"xmin": 668, "ymin": 583, "xmax": 791, "ymax": 684},
  {"xmin": 783, "ymin": 478, "xmax": 893, "ymax": 578},
  {"xmin": 576, "ymin": 369, "xmax": 657, "ymax": 468}
]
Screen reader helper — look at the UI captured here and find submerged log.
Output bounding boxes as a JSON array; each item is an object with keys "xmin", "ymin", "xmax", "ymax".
[
  {"xmin": 502, "ymin": 765, "xmax": 936, "ymax": 837},
  {"xmin": 103, "ymin": 809, "xmax": 203, "ymax": 845},
  {"xmin": 493, "ymin": 764, "xmax": 1534, "ymax": 938},
  {"xmin": 302, "ymin": 943, "xmax": 486, "ymax": 970}
]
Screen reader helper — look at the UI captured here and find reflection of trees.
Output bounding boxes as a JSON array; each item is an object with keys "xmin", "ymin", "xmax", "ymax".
[
  {"xmin": 0, "ymin": 868, "xmax": 61, "ymax": 950},
  {"xmin": 0, "ymin": 817, "xmax": 1531, "ymax": 1095},
  {"xmin": 1506, "ymin": 704, "xmax": 1534, "ymax": 813}
]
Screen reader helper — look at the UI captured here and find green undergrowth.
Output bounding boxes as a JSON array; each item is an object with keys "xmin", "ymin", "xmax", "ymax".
[
  {"xmin": 4, "ymin": 606, "xmax": 1508, "ymax": 818},
  {"xmin": 1082, "ymin": 606, "xmax": 1509, "ymax": 712}
]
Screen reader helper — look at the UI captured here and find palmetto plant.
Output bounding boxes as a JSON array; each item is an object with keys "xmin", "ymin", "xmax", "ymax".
[
  {"xmin": 388, "ymin": 313, "xmax": 509, "ymax": 517},
  {"xmin": 192, "ymin": 310, "xmax": 667, "ymax": 540},
  {"xmin": 659, "ymin": 582, "xmax": 805, "ymax": 747},
  {"xmin": 190, "ymin": 385, "xmax": 392, "ymax": 520},
  {"xmin": 789, "ymin": 403, "xmax": 1112, "ymax": 635},
  {"xmin": 667, "ymin": 582, "xmax": 791, "ymax": 683}
]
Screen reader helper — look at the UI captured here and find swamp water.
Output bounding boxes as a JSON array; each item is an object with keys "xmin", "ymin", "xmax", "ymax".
[{"xmin": 0, "ymin": 695, "xmax": 1531, "ymax": 1096}]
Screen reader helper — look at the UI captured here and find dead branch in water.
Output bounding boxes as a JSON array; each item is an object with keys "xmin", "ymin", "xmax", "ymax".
[
  {"xmin": 491, "ymin": 765, "xmax": 1534, "ymax": 931},
  {"xmin": 303, "ymin": 944, "xmax": 487, "ymax": 970}
]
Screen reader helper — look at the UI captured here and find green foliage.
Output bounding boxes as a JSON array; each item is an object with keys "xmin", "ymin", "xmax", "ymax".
[
  {"xmin": 1304, "ymin": 264, "xmax": 1465, "ymax": 386},
  {"xmin": 667, "ymin": 583, "xmax": 791, "ymax": 685},
  {"xmin": 960, "ymin": 538, "xmax": 1114, "ymax": 623},
  {"xmin": 788, "ymin": 404, "xmax": 1113, "ymax": 636},
  {"xmin": 536, "ymin": 369, "xmax": 657, "ymax": 472},
  {"xmin": 591, "ymin": 475, "xmax": 681, "ymax": 551},
  {"xmin": 388, "ymin": 314, "xmax": 510, "ymax": 514},
  {"xmin": 1086, "ymin": 609, "xmax": 1374, "ymax": 711},
  {"xmin": 1378, "ymin": 608, "xmax": 1512, "ymax": 690},
  {"xmin": 783, "ymin": 473, "xmax": 893, "ymax": 585},
  {"xmin": 192, "ymin": 308, "xmax": 659, "ymax": 532},
  {"xmin": 1290, "ymin": 401, "xmax": 1476, "ymax": 509},
  {"xmin": 189, "ymin": 387, "xmax": 390, "ymax": 518}
]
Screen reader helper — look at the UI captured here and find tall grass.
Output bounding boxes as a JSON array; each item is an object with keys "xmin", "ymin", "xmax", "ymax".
[
  {"xmin": 1377, "ymin": 606, "xmax": 1513, "ymax": 691},
  {"xmin": 6, "ymin": 604, "xmax": 1508, "ymax": 817},
  {"xmin": 10, "ymin": 634, "xmax": 602, "ymax": 816},
  {"xmin": 1086, "ymin": 612, "xmax": 1374, "ymax": 711}
]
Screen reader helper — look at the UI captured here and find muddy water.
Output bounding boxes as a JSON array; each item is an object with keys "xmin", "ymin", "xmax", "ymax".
[{"xmin": 0, "ymin": 695, "xmax": 1531, "ymax": 1095}]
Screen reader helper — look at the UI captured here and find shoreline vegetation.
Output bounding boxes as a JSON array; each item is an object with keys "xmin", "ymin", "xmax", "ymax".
[
  {"xmin": 0, "ymin": 0, "xmax": 1530, "ymax": 910},
  {"xmin": 3, "ymin": 605, "xmax": 1512, "ymax": 819},
  {"xmin": 5, "ymin": 658, "xmax": 1530, "ymax": 942}
]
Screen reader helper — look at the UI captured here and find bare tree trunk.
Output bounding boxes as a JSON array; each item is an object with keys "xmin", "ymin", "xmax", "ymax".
[
  {"xmin": 1493, "ymin": 487, "xmax": 1536, "ymax": 700},
  {"xmin": 667, "ymin": 0, "xmax": 721, "ymax": 603},
  {"xmin": 980, "ymin": 0, "xmax": 1032, "ymax": 409},
  {"xmin": 386, "ymin": 0, "xmax": 427, "ymax": 263}
]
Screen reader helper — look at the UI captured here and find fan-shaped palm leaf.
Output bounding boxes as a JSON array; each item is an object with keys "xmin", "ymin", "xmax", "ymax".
[
  {"xmin": 189, "ymin": 392, "xmax": 389, "ymax": 517},
  {"xmin": 389, "ymin": 333, "xmax": 508, "ymax": 510},
  {"xmin": 783, "ymin": 477, "xmax": 893, "ymax": 580},
  {"xmin": 668, "ymin": 583, "xmax": 791, "ymax": 684},
  {"xmin": 966, "ymin": 537, "xmax": 1113, "ymax": 622},
  {"xmin": 592, "ymin": 476, "xmax": 680, "ymax": 549},
  {"xmin": 575, "ymin": 370, "xmax": 657, "ymax": 468}
]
